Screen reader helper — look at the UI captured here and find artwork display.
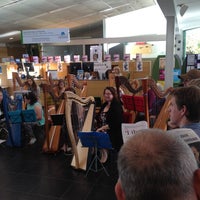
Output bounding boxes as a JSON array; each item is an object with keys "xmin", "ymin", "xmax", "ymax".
[{"xmin": 90, "ymin": 46, "xmax": 102, "ymax": 62}]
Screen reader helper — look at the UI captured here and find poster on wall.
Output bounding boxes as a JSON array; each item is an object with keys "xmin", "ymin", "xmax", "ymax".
[
  {"xmin": 47, "ymin": 56, "xmax": 54, "ymax": 63},
  {"xmin": 64, "ymin": 55, "xmax": 70, "ymax": 63},
  {"xmin": 90, "ymin": 46, "xmax": 102, "ymax": 62},
  {"xmin": 136, "ymin": 53, "xmax": 143, "ymax": 71},
  {"xmin": 82, "ymin": 55, "xmax": 88, "ymax": 62},
  {"xmin": 124, "ymin": 54, "xmax": 130, "ymax": 61},
  {"xmin": 77, "ymin": 69, "xmax": 84, "ymax": 80},
  {"xmin": 57, "ymin": 63, "xmax": 63, "ymax": 72},
  {"xmin": 123, "ymin": 61, "xmax": 129, "ymax": 71},
  {"xmin": 159, "ymin": 57, "xmax": 166, "ymax": 80},
  {"xmin": 32, "ymin": 56, "xmax": 39, "ymax": 64},
  {"xmin": 113, "ymin": 54, "xmax": 120, "ymax": 61},
  {"xmin": 94, "ymin": 62, "xmax": 111, "ymax": 79},
  {"xmin": 54, "ymin": 56, "xmax": 61, "ymax": 63},
  {"xmin": 74, "ymin": 55, "xmax": 80, "ymax": 62},
  {"xmin": 22, "ymin": 54, "xmax": 30, "ymax": 62},
  {"xmin": 41, "ymin": 56, "xmax": 47, "ymax": 63},
  {"xmin": 104, "ymin": 54, "xmax": 111, "ymax": 61}
]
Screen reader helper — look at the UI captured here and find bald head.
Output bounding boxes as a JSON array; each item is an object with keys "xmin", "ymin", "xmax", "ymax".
[{"xmin": 116, "ymin": 129, "xmax": 198, "ymax": 200}]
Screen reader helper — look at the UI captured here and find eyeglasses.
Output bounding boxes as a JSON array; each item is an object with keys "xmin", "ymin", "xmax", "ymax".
[{"xmin": 104, "ymin": 93, "xmax": 112, "ymax": 96}]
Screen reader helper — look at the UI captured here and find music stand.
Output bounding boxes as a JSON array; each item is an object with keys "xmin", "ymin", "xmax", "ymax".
[
  {"xmin": 50, "ymin": 114, "xmax": 64, "ymax": 126},
  {"xmin": 21, "ymin": 110, "xmax": 37, "ymax": 123},
  {"xmin": 78, "ymin": 131, "xmax": 112, "ymax": 176}
]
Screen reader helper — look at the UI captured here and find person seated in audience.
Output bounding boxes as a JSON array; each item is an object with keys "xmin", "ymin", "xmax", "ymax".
[
  {"xmin": 115, "ymin": 128, "xmax": 200, "ymax": 200},
  {"xmin": 168, "ymin": 85, "xmax": 200, "ymax": 136},
  {"xmin": 178, "ymin": 68, "xmax": 200, "ymax": 86},
  {"xmin": 23, "ymin": 92, "xmax": 45, "ymax": 145}
]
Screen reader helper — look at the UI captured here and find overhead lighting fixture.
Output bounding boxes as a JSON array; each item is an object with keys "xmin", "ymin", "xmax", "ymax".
[
  {"xmin": 0, "ymin": 31, "xmax": 20, "ymax": 38},
  {"xmin": 0, "ymin": 0, "xmax": 24, "ymax": 9},
  {"xmin": 178, "ymin": 4, "xmax": 188, "ymax": 17}
]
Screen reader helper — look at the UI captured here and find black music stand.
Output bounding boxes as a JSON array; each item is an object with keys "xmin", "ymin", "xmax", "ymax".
[
  {"xmin": 50, "ymin": 114, "xmax": 64, "ymax": 126},
  {"xmin": 78, "ymin": 131, "xmax": 112, "ymax": 176}
]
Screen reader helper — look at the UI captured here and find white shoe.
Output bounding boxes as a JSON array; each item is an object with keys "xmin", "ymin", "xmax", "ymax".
[
  {"xmin": 29, "ymin": 138, "xmax": 37, "ymax": 145},
  {"xmin": 100, "ymin": 149, "xmax": 108, "ymax": 163}
]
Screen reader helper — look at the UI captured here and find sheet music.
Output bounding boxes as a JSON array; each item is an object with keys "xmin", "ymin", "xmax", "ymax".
[
  {"xmin": 121, "ymin": 121, "xmax": 148, "ymax": 143},
  {"xmin": 167, "ymin": 128, "xmax": 200, "ymax": 145}
]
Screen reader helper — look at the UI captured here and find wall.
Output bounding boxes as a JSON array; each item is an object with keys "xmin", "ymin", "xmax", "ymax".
[{"xmin": 0, "ymin": 46, "xmax": 8, "ymax": 61}]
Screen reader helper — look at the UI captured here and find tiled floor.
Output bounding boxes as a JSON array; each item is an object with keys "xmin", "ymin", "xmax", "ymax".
[{"xmin": 0, "ymin": 141, "xmax": 118, "ymax": 200}]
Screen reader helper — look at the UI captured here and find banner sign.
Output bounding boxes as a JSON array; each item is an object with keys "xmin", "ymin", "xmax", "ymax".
[{"xmin": 21, "ymin": 28, "xmax": 70, "ymax": 44}]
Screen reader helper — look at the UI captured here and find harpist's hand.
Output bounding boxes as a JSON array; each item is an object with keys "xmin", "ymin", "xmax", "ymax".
[{"xmin": 96, "ymin": 125, "xmax": 109, "ymax": 132}]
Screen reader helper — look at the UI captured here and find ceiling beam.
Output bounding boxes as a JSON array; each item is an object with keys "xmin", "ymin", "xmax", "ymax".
[{"xmin": 46, "ymin": 34, "xmax": 166, "ymax": 46}]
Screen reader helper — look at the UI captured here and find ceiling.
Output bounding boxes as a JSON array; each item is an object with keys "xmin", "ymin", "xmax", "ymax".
[
  {"xmin": 0, "ymin": 0, "xmax": 200, "ymax": 44},
  {"xmin": 157, "ymin": 0, "xmax": 200, "ymax": 32}
]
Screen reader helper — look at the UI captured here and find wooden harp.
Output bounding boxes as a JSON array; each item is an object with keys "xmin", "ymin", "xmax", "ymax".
[
  {"xmin": 12, "ymin": 72, "xmax": 24, "ymax": 91},
  {"xmin": 153, "ymin": 95, "xmax": 172, "ymax": 130},
  {"xmin": 114, "ymin": 76, "xmax": 173, "ymax": 128},
  {"xmin": 65, "ymin": 91, "xmax": 95, "ymax": 170},
  {"xmin": 66, "ymin": 74, "xmax": 88, "ymax": 97},
  {"xmin": 42, "ymin": 99, "xmax": 65, "ymax": 152}
]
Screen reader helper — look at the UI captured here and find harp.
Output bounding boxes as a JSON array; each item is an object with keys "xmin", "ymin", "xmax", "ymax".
[
  {"xmin": 66, "ymin": 74, "xmax": 87, "ymax": 97},
  {"xmin": 65, "ymin": 91, "xmax": 95, "ymax": 170},
  {"xmin": 41, "ymin": 73, "xmax": 88, "ymax": 153},
  {"xmin": 114, "ymin": 76, "xmax": 173, "ymax": 127},
  {"xmin": 42, "ymin": 98, "xmax": 64, "ymax": 152},
  {"xmin": 12, "ymin": 72, "xmax": 24, "ymax": 91},
  {"xmin": 153, "ymin": 95, "xmax": 172, "ymax": 130}
]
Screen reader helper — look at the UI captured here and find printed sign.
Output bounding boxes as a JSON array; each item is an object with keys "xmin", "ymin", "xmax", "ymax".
[{"xmin": 22, "ymin": 28, "xmax": 70, "ymax": 44}]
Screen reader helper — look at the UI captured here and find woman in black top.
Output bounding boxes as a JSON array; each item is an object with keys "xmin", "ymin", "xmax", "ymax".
[{"xmin": 96, "ymin": 86, "xmax": 123, "ymax": 151}]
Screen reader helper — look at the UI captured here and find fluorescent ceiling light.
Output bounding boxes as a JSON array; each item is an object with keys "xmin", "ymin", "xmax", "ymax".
[{"xmin": 0, "ymin": 31, "xmax": 20, "ymax": 38}]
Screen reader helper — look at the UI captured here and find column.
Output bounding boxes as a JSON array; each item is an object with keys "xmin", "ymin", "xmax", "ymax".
[{"xmin": 165, "ymin": 16, "xmax": 175, "ymax": 89}]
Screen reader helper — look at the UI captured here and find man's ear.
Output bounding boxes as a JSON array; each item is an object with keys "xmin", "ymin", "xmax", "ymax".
[
  {"xmin": 193, "ymin": 169, "xmax": 200, "ymax": 199},
  {"xmin": 181, "ymin": 105, "xmax": 187, "ymax": 116},
  {"xmin": 115, "ymin": 180, "xmax": 126, "ymax": 200}
]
